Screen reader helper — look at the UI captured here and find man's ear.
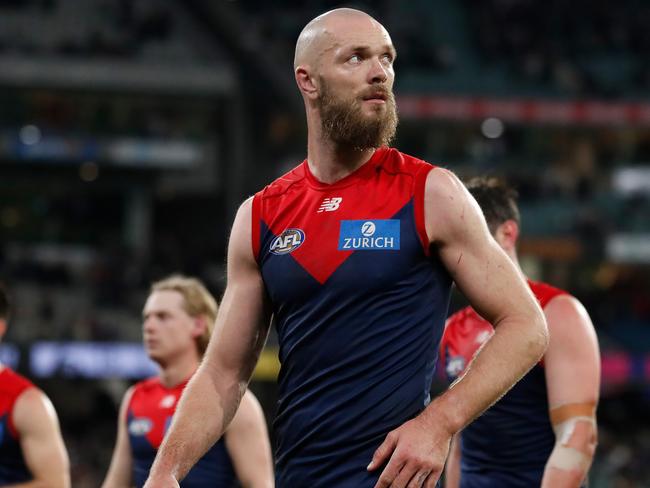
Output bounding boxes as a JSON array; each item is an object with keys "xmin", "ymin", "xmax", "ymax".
[
  {"xmin": 495, "ymin": 219, "xmax": 519, "ymax": 252},
  {"xmin": 192, "ymin": 316, "xmax": 207, "ymax": 339},
  {"xmin": 295, "ymin": 66, "xmax": 319, "ymax": 100}
]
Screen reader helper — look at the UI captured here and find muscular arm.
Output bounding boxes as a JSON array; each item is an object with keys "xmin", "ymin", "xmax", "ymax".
[
  {"xmin": 101, "ymin": 387, "xmax": 134, "ymax": 488},
  {"xmin": 7, "ymin": 389, "xmax": 70, "ymax": 488},
  {"xmin": 370, "ymin": 168, "xmax": 548, "ymax": 488},
  {"xmin": 144, "ymin": 198, "xmax": 272, "ymax": 487},
  {"xmin": 224, "ymin": 390, "xmax": 275, "ymax": 488},
  {"xmin": 540, "ymin": 295, "xmax": 600, "ymax": 488},
  {"xmin": 427, "ymin": 168, "xmax": 548, "ymax": 434}
]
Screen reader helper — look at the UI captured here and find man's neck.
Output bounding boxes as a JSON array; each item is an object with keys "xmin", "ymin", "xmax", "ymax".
[
  {"xmin": 306, "ymin": 136, "xmax": 376, "ymax": 184},
  {"xmin": 157, "ymin": 352, "xmax": 199, "ymax": 388}
]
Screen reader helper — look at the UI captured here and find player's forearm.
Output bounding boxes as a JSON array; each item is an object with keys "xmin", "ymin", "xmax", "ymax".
[
  {"xmin": 101, "ymin": 464, "xmax": 131, "ymax": 488},
  {"xmin": 148, "ymin": 367, "xmax": 245, "ymax": 482},
  {"xmin": 540, "ymin": 460, "xmax": 591, "ymax": 488},
  {"xmin": 541, "ymin": 437, "xmax": 594, "ymax": 488},
  {"xmin": 541, "ymin": 415, "xmax": 597, "ymax": 488},
  {"xmin": 430, "ymin": 311, "xmax": 548, "ymax": 434},
  {"xmin": 443, "ymin": 434, "xmax": 461, "ymax": 488}
]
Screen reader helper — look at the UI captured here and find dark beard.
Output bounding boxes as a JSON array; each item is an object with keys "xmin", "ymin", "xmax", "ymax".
[{"xmin": 318, "ymin": 79, "xmax": 398, "ymax": 150}]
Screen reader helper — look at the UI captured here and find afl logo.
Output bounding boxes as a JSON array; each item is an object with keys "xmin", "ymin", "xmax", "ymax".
[
  {"xmin": 361, "ymin": 221, "xmax": 376, "ymax": 237},
  {"xmin": 128, "ymin": 417, "xmax": 153, "ymax": 436},
  {"xmin": 270, "ymin": 228, "xmax": 305, "ymax": 255}
]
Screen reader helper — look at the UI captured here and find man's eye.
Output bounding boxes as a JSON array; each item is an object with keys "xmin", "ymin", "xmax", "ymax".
[{"xmin": 349, "ymin": 54, "xmax": 361, "ymax": 63}]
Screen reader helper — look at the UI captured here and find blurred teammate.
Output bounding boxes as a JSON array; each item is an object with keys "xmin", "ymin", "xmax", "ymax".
[
  {"xmin": 144, "ymin": 9, "xmax": 548, "ymax": 488},
  {"xmin": 0, "ymin": 282, "xmax": 70, "ymax": 487},
  {"xmin": 441, "ymin": 177, "xmax": 600, "ymax": 487},
  {"xmin": 102, "ymin": 275, "xmax": 273, "ymax": 488}
]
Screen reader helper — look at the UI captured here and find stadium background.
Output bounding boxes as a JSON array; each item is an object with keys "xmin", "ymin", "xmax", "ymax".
[{"xmin": 0, "ymin": 1, "xmax": 649, "ymax": 486}]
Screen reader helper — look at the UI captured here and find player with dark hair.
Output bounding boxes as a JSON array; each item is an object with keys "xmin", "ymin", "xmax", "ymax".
[
  {"xmin": 144, "ymin": 9, "xmax": 548, "ymax": 488},
  {"xmin": 102, "ymin": 275, "xmax": 273, "ymax": 488},
  {"xmin": 0, "ymin": 282, "xmax": 71, "ymax": 487},
  {"xmin": 442, "ymin": 177, "xmax": 600, "ymax": 487}
]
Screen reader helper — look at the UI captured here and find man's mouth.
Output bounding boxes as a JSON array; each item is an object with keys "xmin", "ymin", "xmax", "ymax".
[{"xmin": 363, "ymin": 91, "xmax": 388, "ymax": 101}]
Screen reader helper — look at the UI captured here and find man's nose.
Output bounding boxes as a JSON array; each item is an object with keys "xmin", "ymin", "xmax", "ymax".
[{"xmin": 368, "ymin": 57, "xmax": 389, "ymax": 84}]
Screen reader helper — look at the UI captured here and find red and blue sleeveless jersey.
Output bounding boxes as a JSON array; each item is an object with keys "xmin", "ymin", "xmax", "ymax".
[
  {"xmin": 441, "ymin": 280, "xmax": 569, "ymax": 487},
  {"xmin": 127, "ymin": 377, "xmax": 237, "ymax": 488},
  {"xmin": 252, "ymin": 147, "xmax": 453, "ymax": 487},
  {"xmin": 0, "ymin": 368, "xmax": 34, "ymax": 484}
]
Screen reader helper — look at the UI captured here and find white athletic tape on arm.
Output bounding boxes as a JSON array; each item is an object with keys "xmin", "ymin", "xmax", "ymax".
[
  {"xmin": 548, "ymin": 415, "xmax": 595, "ymax": 472},
  {"xmin": 547, "ymin": 445, "xmax": 591, "ymax": 472}
]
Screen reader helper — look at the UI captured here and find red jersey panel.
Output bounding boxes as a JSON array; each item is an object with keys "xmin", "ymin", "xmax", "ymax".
[
  {"xmin": 252, "ymin": 146, "xmax": 431, "ymax": 284},
  {"xmin": 441, "ymin": 279, "xmax": 568, "ymax": 379},
  {"xmin": 0, "ymin": 367, "xmax": 35, "ymax": 484},
  {"xmin": 126, "ymin": 376, "xmax": 236, "ymax": 487}
]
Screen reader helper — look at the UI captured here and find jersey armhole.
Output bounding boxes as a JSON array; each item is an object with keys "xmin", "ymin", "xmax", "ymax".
[
  {"xmin": 414, "ymin": 164, "xmax": 435, "ymax": 256},
  {"xmin": 251, "ymin": 194, "xmax": 262, "ymax": 264}
]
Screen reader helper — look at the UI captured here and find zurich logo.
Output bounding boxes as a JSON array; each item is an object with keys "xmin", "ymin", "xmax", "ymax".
[
  {"xmin": 338, "ymin": 219, "xmax": 400, "ymax": 251},
  {"xmin": 270, "ymin": 228, "xmax": 305, "ymax": 255},
  {"xmin": 128, "ymin": 417, "xmax": 153, "ymax": 436},
  {"xmin": 361, "ymin": 221, "xmax": 376, "ymax": 237}
]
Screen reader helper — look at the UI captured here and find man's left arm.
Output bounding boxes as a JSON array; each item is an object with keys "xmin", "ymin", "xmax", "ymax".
[
  {"xmin": 9, "ymin": 388, "xmax": 71, "ymax": 488},
  {"xmin": 224, "ymin": 390, "xmax": 275, "ymax": 488},
  {"xmin": 540, "ymin": 295, "xmax": 600, "ymax": 488},
  {"xmin": 369, "ymin": 168, "xmax": 548, "ymax": 488}
]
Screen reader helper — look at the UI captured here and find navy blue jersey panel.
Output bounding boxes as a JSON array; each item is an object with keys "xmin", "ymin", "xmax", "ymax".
[
  {"xmin": 460, "ymin": 364, "xmax": 555, "ymax": 484},
  {"xmin": 260, "ymin": 201, "xmax": 452, "ymax": 487}
]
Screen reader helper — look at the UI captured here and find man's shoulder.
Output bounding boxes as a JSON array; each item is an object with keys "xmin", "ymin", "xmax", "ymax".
[
  {"xmin": 380, "ymin": 147, "xmax": 435, "ymax": 176},
  {"xmin": 528, "ymin": 280, "xmax": 570, "ymax": 309}
]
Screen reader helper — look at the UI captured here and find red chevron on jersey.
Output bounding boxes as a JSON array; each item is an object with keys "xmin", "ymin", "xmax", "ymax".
[
  {"xmin": 442, "ymin": 279, "xmax": 569, "ymax": 380},
  {"xmin": 127, "ymin": 377, "xmax": 187, "ymax": 449},
  {"xmin": 252, "ymin": 147, "xmax": 432, "ymax": 284}
]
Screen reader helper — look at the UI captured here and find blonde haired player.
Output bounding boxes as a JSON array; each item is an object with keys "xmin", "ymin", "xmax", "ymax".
[
  {"xmin": 102, "ymin": 275, "xmax": 273, "ymax": 488},
  {"xmin": 442, "ymin": 177, "xmax": 600, "ymax": 487}
]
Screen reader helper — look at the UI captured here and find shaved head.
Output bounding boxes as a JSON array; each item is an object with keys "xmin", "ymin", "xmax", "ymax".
[
  {"xmin": 294, "ymin": 8, "xmax": 398, "ymax": 150},
  {"xmin": 294, "ymin": 8, "xmax": 388, "ymax": 69}
]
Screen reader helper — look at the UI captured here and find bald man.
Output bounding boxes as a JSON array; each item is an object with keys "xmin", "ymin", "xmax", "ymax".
[{"xmin": 144, "ymin": 9, "xmax": 548, "ymax": 488}]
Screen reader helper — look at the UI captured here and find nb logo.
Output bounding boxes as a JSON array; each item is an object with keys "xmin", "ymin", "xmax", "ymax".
[
  {"xmin": 317, "ymin": 197, "xmax": 342, "ymax": 213},
  {"xmin": 159, "ymin": 394, "xmax": 176, "ymax": 409},
  {"xmin": 446, "ymin": 356, "xmax": 466, "ymax": 380}
]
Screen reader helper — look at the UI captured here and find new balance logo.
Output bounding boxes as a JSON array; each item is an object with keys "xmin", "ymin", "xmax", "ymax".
[{"xmin": 317, "ymin": 197, "xmax": 342, "ymax": 213}]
